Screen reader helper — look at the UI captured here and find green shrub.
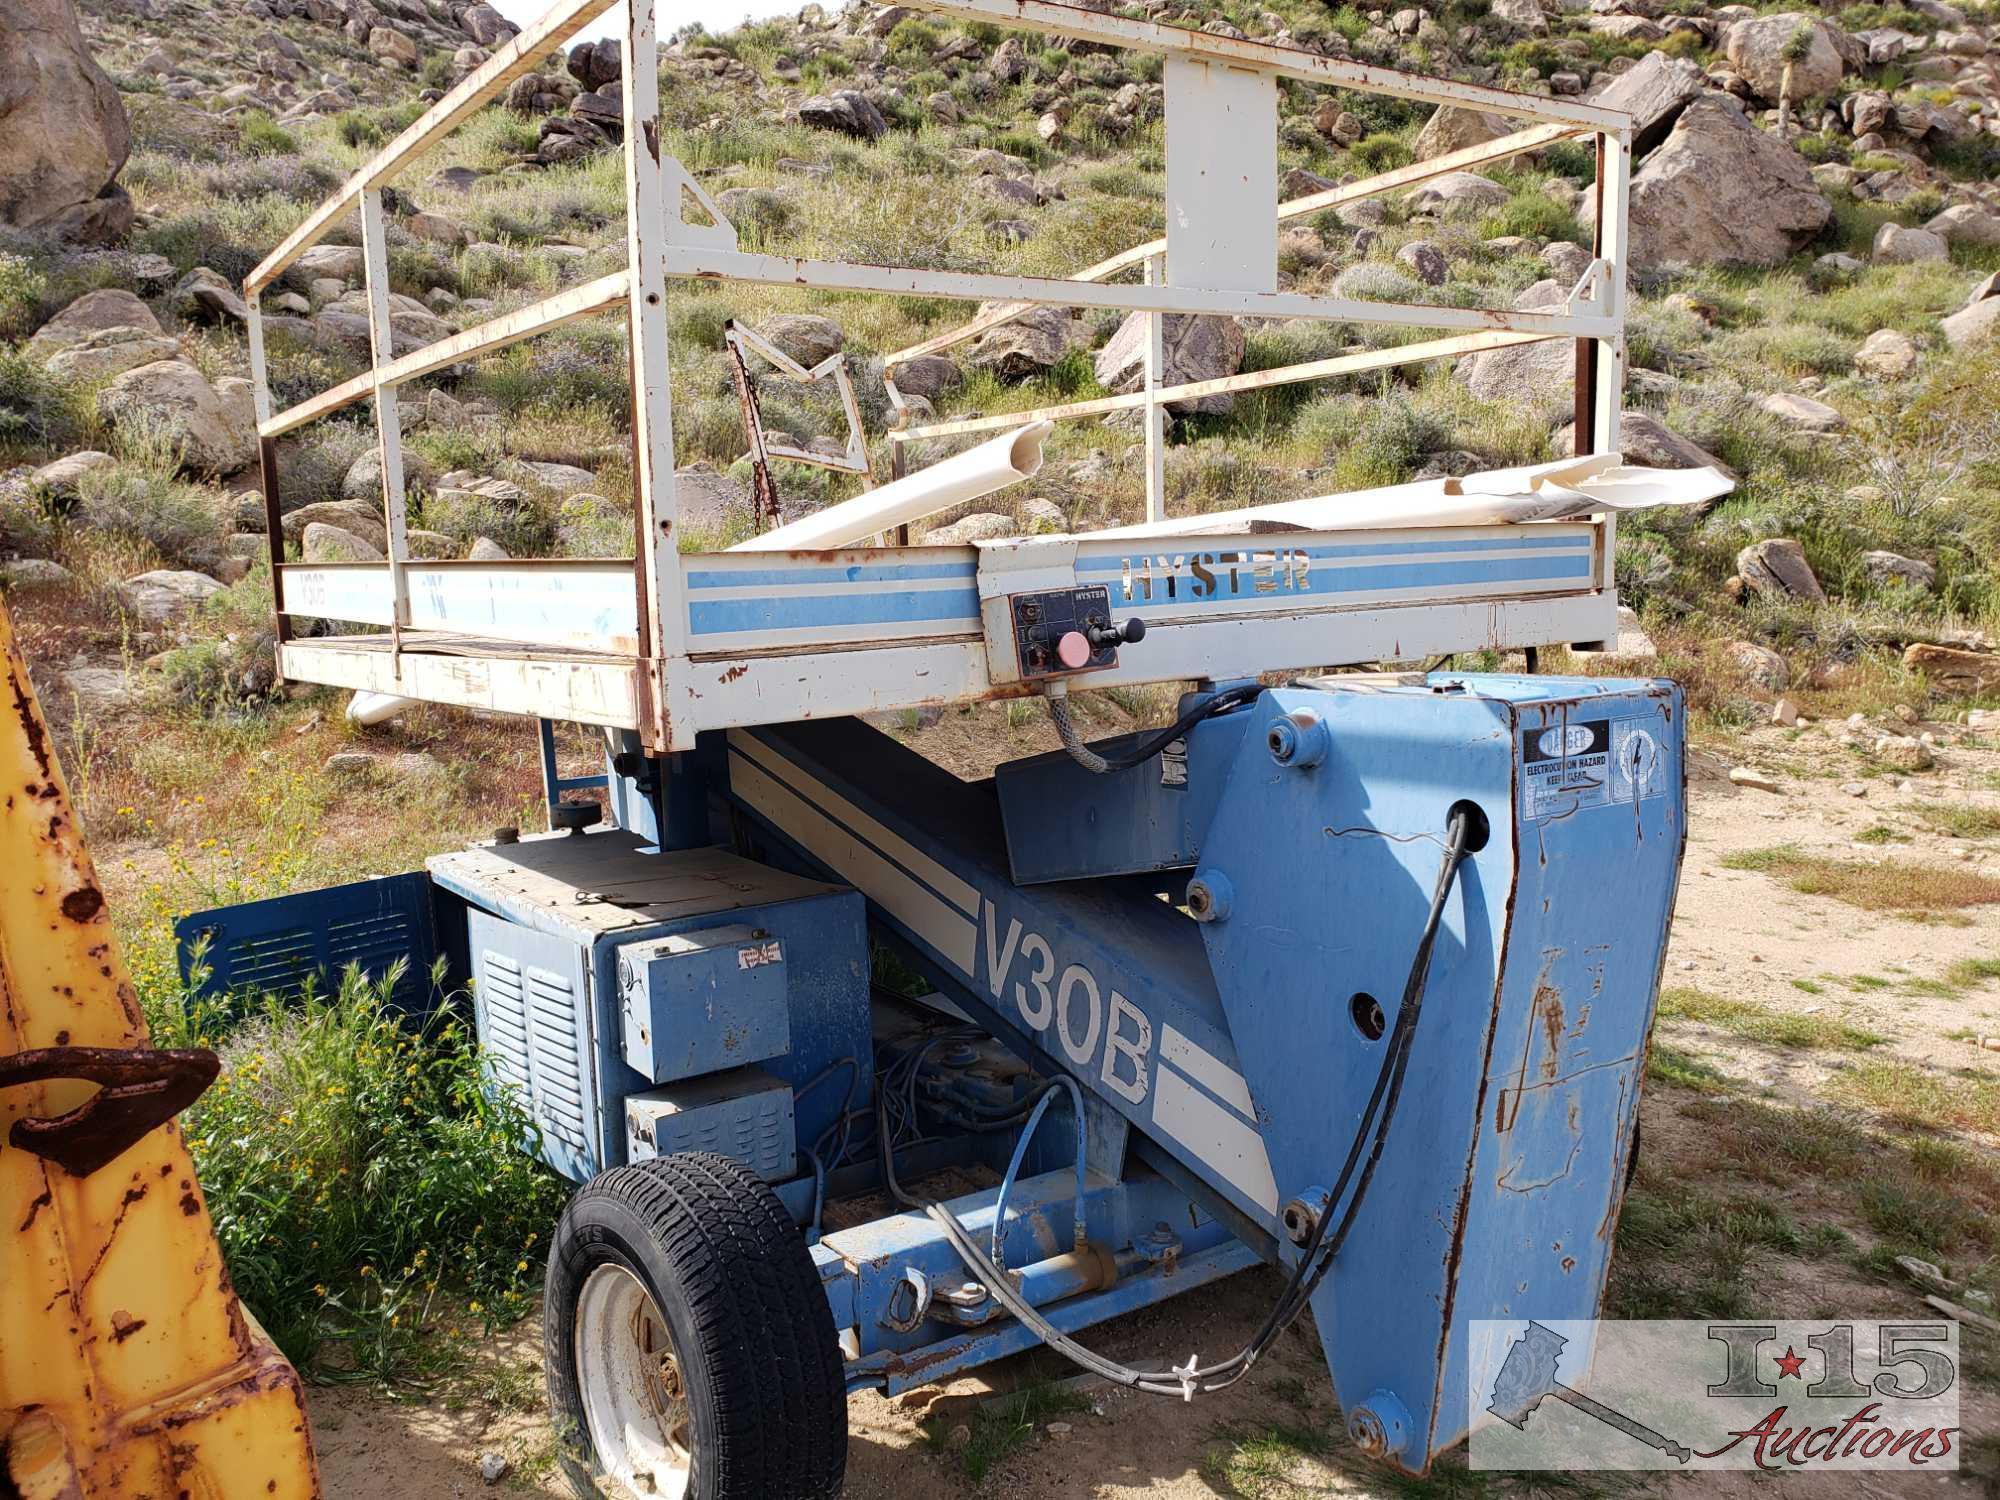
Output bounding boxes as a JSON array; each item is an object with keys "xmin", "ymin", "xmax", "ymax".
[
  {"xmin": 74, "ymin": 458, "xmax": 224, "ymax": 563},
  {"xmin": 149, "ymin": 964, "xmax": 568, "ymax": 1377},
  {"xmin": 1349, "ymin": 131, "xmax": 1415, "ymax": 172},
  {"xmin": 0, "ymin": 347, "xmax": 95, "ymax": 455},
  {"xmin": 0, "ymin": 250, "xmax": 48, "ymax": 342},
  {"xmin": 885, "ymin": 16, "xmax": 942, "ymax": 63},
  {"xmin": 1480, "ymin": 189, "xmax": 1586, "ymax": 245},
  {"xmin": 239, "ymin": 110, "xmax": 299, "ymax": 157}
]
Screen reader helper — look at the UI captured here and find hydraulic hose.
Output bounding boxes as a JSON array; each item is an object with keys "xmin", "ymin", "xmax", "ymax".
[{"xmin": 1047, "ymin": 682, "xmax": 1263, "ymax": 775}]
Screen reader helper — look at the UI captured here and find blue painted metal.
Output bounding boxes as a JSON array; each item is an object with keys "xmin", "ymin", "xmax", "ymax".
[
  {"xmin": 992, "ymin": 686, "xmax": 1245, "ymax": 885},
  {"xmin": 538, "ymin": 717, "xmax": 610, "ymax": 828},
  {"xmin": 731, "ymin": 675, "xmax": 1680, "ymax": 1470},
  {"xmin": 175, "ymin": 871, "xmax": 438, "ymax": 1017},
  {"xmin": 430, "ymin": 832, "xmax": 872, "ymax": 1181},
  {"xmin": 726, "ymin": 720, "xmax": 1287, "ymax": 1243},
  {"xmin": 616, "ymin": 925, "xmax": 791, "ymax": 1082},
  {"xmin": 626, "ymin": 1065, "xmax": 795, "ymax": 1179},
  {"xmin": 180, "ymin": 671, "xmax": 1682, "ymax": 1475},
  {"xmin": 812, "ymin": 1161, "xmax": 1243, "ymax": 1368},
  {"xmin": 1194, "ymin": 673, "xmax": 1683, "ymax": 1467}
]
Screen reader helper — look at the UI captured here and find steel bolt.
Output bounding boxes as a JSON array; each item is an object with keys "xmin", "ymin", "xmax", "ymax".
[
  {"xmin": 1267, "ymin": 710, "xmax": 1330, "ymax": 769},
  {"xmin": 1186, "ymin": 869, "xmax": 1232, "ymax": 923},
  {"xmin": 1347, "ymin": 1390, "xmax": 1412, "ymax": 1460}
]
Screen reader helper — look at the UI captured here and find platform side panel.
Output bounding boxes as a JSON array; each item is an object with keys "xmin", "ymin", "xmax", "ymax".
[
  {"xmin": 175, "ymin": 872, "xmax": 439, "ymax": 1016},
  {"xmin": 1439, "ymin": 683, "xmax": 1684, "ymax": 1452},
  {"xmin": 1196, "ymin": 686, "xmax": 1519, "ymax": 1466}
]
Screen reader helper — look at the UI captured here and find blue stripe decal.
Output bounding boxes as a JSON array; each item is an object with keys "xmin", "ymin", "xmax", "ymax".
[
  {"xmin": 1106, "ymin": 555, "xmax": 1593, "ymax": 611},
  {"xmin": 1076, "ymin": 532, "xmax": 1592, "ymax": 573},
  {"xmin": 686, "ymin": 561, "xmax": 976, "ymax": 589},
  {"xmin": 690, "ymin": 587, "xmax": 983, "ymax": 635}
]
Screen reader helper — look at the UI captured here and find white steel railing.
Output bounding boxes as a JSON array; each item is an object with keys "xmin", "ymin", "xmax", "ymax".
[{"xmin": 242, "ymin": 0, "xmax": 1633, "ymax": 752}]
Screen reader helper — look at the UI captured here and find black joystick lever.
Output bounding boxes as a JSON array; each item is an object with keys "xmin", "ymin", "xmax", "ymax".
[{"xmin": 1085, "ymin": 617, "xmax": 1146, "ymax": 649}]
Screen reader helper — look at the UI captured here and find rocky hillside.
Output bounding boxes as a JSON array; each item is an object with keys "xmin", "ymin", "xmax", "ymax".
[{"xmin": 1, "ymin": 0, "xmax": 1999, "ymax": 733}]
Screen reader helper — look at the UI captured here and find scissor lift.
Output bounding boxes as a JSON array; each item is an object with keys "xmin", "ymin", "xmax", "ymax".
[{"xmin": 203, "ymin": 8, "xmax": 1691, "ymax": 1498}]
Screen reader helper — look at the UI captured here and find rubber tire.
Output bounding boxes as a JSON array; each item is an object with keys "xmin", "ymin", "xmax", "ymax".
[{"xmin": 545, "ymin": 1151, "xmax": 847, "ymax": 1500}]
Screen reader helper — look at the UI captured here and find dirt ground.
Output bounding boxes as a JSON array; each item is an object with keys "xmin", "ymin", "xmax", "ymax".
[{"xmin": 301, "ymin": 707, "xmax": 2000, "ymax": 1499}]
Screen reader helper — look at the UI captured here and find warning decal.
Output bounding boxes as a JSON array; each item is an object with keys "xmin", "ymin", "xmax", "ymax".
[
  {"xmin": 1520, "ymin": 718, "xmax": 1611, "ymax": 818},
  {"xmin": 1521, "ymin": 714, "xmax": 1670, "ymax": 819}
]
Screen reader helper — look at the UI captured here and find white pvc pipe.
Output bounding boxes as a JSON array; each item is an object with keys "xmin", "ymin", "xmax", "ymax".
[
  {"xmin": 347, "ymin": 690, "xmax": 417, "ymax": 726},
  {"xmin": 1088, "ymin": 454, "xmax": 1734, "ymax": 538},
  {"xmin": 731, "ymin": 421, "xmax": 1054, "ymax": 552}
]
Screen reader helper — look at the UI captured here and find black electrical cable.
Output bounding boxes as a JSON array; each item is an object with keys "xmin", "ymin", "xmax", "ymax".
[
  {"xmin": 1056, "ymin": 682, "xmax": 1263, "ymax": 776},
  {"xmin": 920, "ymin": 805, "xmax": 1477, "ymax": 1399}
]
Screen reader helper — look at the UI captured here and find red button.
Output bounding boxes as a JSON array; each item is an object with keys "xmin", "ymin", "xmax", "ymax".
[{"xmin": 1056, "ymin": 631, "xmax": 1092, "ymax": 669}]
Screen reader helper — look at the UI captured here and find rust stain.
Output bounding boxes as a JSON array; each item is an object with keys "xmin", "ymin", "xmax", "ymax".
[
  {"xmin": 720, "ymin": 664, "xmax": 749, "ymax": 683},
  {"xmin": 8, "ymin": 663, "xmax": 54, "ymax": 781},
  {"xmin": 19, "ymin": 1185, "xmax": 52, "ymax": 1232},
  {"xmin": 1536, "ymin": 981, "xmax": 1564, "ymax": 1082},
  {"xmin": 60, "ymin": 884, "xmax": 105, "ymax": 923}
]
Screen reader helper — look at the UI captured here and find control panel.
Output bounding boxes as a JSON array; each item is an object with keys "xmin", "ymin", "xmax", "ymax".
[{"xmin": 1007, "ymin": 586, "xmax": 1146, "ymax": 681}]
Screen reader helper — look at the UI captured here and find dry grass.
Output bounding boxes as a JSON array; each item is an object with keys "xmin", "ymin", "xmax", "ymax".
[
  {"xmin": 1831, "ymin": 1060, "xmax": 2000, "ymax": 1136},
  {"xmin": 1657, "ymin": 985, "xmax": 1885, "ymax": 1051},
  {"xmin": 1916, "ymin": 801, "xmax": 2000, "ymax": 839},
  {"xmin": 1720, "ymin": 845, "xmax": 2000, "ymax": 913}
]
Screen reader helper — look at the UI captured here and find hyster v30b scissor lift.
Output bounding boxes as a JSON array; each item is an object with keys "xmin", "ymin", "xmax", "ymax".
[{"xmin": 9, "ymin": 4, "xmax": 1709, "ymax": 1496}]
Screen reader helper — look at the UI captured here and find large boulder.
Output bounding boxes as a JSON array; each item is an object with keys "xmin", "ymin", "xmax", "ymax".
[
  {"xmin": 1593, "ymin": 52, "xmax": 1704, "ymax": 157},
  {"xmin": 1872, "ymin": 222, "xmax": 1947, "ymax": 265},
  {"xmin": 1926, "ymin": 204, "xmax": 2000, "ymax": 250},
  {"xmin": 1854, "ymin": 328, "xmax": 1918, "ymax": 378},
  {"xmin": 1413, "ymin": 107, "xmax": 1514, "ymax": 162},
  {"xmin": 459, "ymin": 4, "xmax": 516, "ymax": 46},
  {"xmin": 1558, "ymin": 411, "xmax": 1734, "ymax": 475},
  {"xmin": 1942, "ymin": 279, "xmax": 2000, "ymax": 350},
  {"xmin": 1408, "ymin": 171, "xmax": 1511, "ymax": 218},
  {"xmin": 1724, "ymin": 14, "xmax": 1847, "ymax": 102},
  {"xmin": 1904, "ymin": 643, "xmax": 2000, "ymax": 695},
  {"xmin": 1458, "ymin": 280, "xmax": 1573, "ymax": 408},
  {"xmin": 172, "ymin": 266, "xmax": 248, "ymax": 325},
  {"xmin": 890, "ymin": 354, "xmax": 961, "ymax": 402},
  {"xmin": 1601, "ymin": 94, "xmax": 1831, "ymax": 268},
  {"xmin": 1093, "ymin": 313, "xmax": 1246, "ymax": 416},
  {"xmin": 799, "ymin": 90, "xmax": 888, "ymax": 140},
  {"xmin": 27, "ymin": 289, "xmax": 161, "ymax": 356},
  {"xmin": 753, "ymin": 313, "xmax": 845, "ymax": 367},
  {"xmin": 45, "ymin": 327, "xmax": 180, "ymax": 383},
  {"xmin": 965, "ymin": 307, "xmax": 1078, "ymax": 381},
  {"xmin": 367, "ymin": 26, "xmax": 419, "ymax": 68},
  {"xmin": 301, "ymin": 521, "xmax": 384, "ymax": 562},
  {"xmin": 96, "ymin": 360, "xmax": 257, "ymax": 477},
  {"xmin": 1736, "ymin": 538, "xmax": 1825, "ymax": 602},
  {"xmin": 1942, "ymin": 296, "xmax": 2000, "ymax": 351},
  {"xmin": 28, "ymin": 450, "xmax": 115, "ymax": 505},
  {"xmin": 568, "ymin": 38, "xmax": 622, "ymax": 91},
  {"xmin": 117, "ymin": 569, "xmax": 225, "ymax": 627},
  {"xmin": 0, "ymin": 0, "xmax": 131, "ymax": 242}
]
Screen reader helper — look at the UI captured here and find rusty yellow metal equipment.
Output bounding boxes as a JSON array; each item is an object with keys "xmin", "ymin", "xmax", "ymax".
[{"xmin": 0, "ymin": 597, "xmax": 322, "ymax": 1499}]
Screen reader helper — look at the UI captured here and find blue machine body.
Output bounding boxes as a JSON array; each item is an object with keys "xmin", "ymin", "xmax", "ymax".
[
  {"xmin": 177, "ymin": 672, "xmax": 1683, "ymax": 1477},
  {"xmin": 430, "ymin": 838, "xmax": 872, "ymax": 1184}
]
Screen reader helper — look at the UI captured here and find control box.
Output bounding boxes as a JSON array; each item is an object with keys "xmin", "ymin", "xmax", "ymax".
[
  {"xmin": 617, "ymin": 924, "xmax": 790, "ymax": 1083},
  {"xmin": 1009, "ymin": 584, "xmax": 1119, "ymax": 680}
]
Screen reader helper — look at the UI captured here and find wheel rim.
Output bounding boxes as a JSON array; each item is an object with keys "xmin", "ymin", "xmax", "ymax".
[{"xmin": 575, "ymin": 1264, "xmax": 694, "ymax": 1500}]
